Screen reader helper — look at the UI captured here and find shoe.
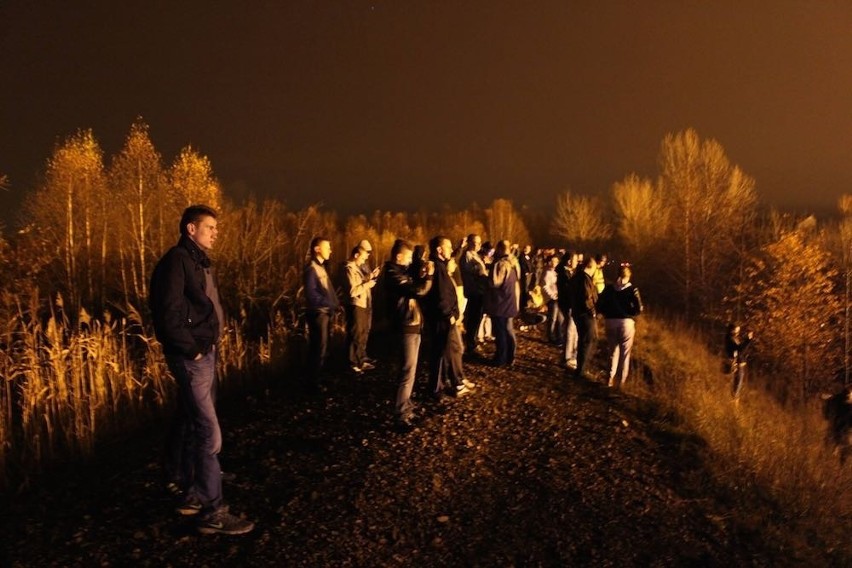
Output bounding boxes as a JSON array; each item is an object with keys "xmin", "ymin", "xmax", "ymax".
[
  {"xmin": 565, "ymin": 359, "xmax": 577, "ymax": 370},
  {"xmin": 453, "ymin": 385, "xmax": 473, "ymax": 397},
  {"xmin": 462, "ymin": 378, "xmax": 477, "ymax": 389},
  {"xmin": 394, "ymin": 416, "xmax": 416, "ymax": 432},
  {"xmin": 360, "ymin": 361, "xmax": 375, "ymax": 370},
  {"xmin": 176, "ymin": 495, "xmax": 202, "ymax": 516},
  {"xmin": 197, "ymin": 508, "xmax": 255, "ymax": 535},
  {"xmin": 350, "ymin": 365, "xmax": 364, "ymax": 375}
]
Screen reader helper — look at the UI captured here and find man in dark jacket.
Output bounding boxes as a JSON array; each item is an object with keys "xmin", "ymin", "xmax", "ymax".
[
  {"xmin": 423, "ymin": 236, "xmax": 471, "ymax": 400},
  {"xmin": 486, "ymin": 240, "xmax": 521, "ymax": 366},
  {"xmin": 303, "ymin": 236, "xmax": 339, "ymax": 390},
  {"xmin": 383, "ymin": 239, "xmax": 434, "ymax": 429},
  {"xmin": 150, "ymin": 205, "xmax": 253, "ymax": 535},
  {"xmin": 569, "ymin": 255, "xmax": 599, "ymax": 380}
]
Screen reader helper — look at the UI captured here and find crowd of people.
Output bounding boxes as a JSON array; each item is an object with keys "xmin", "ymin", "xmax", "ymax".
[
  {"xmin": 302, "ymin": 233, "xmax": 645, "ymax": 430},
  {"xmin": 149, "ymin": 204, "xmax": 645, "ymax": 536},
  {"xmin": 149, "ymin": 204, "xmax": 852, "ymax": 539}
]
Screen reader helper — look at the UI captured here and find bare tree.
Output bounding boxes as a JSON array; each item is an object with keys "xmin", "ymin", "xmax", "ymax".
[
  {"xmin": 487, "ymin": 198, "xmax": 531, "ymax": 246},
  {"xmin": 109, "ymin": 119, "xmax": 165, "ymax": 302},
  {"xmin": 612, "ymin": 173, "xmax": 667, "ymax": 254},
  {"xmin": 550, "ymin": 191, "xmax": 612, "ymax": 248}
]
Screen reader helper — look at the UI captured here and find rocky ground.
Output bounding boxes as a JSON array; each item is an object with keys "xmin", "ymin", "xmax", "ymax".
[{"xmin": 0, "ymin": 330, "xmax": 838, "ymax": 566}]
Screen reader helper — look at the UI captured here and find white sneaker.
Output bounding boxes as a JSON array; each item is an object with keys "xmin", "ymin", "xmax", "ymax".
[
  {"xmin": 462, "ymin": 378, "xmax": 477, "ymax": 389},
  {"xmin": 454, "ymin": 385, "xmax": 473, "ymax": 397}
]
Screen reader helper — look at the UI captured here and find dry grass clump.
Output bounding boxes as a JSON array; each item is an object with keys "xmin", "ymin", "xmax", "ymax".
[
  {"xmin": 632, "ymin": 314, "xmax": 851, "ymax": 555},
  {"xmin": 0, "ymin": 292, "xmax": 280, "ymax": 487}
]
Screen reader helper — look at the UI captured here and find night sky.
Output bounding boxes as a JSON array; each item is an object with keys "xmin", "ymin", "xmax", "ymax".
[{"xmin": 2, "ymin": 1, "xmax": 851, "ymax": 223}]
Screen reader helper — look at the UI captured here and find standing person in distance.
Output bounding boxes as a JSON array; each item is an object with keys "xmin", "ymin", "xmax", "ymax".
[
  {"xmin": 486, "ymin": 240, "xmax": 522, "ymax": 366},
  {"xmin": 343, "ymin": 245, "xmax": 378, "ymax": 374},
  {"xmin": 150, "ymin": 205, "xmax": 254, "ymax": 535},
  {"xmin": 597, "ymin": 263, "xmax": 643, "ymax": 388},
  {"xmin": 569, "ymin": 255, "xmax": 599, "ymax": 380},
  {"xmin": 303, "ymin": 236, "xmax": 339, "ymax": 392},
  {"xmin": 724, "ymin": 323, "xmax": 753, "ymax": 400},
  {"xmin": 459, "ymin": 234, "xmax": 488, "ymax": 356},
  {"xmin": 383, "ymin": 239, "xmax": 434, "ymax": 430},
  {"xmin": 356, "ymin": 239, "xmax": 379, "ymax": 366}
]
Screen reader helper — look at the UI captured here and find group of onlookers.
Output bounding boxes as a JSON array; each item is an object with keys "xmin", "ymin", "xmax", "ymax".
[{"xmin": 302, "ymin": 234, "xmax": 646, "ymax": 433}]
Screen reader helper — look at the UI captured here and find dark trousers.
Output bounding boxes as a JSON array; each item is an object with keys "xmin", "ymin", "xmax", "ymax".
[
  {"xmin": 345, "ymin": 305, "xmax": 370, "ymax": 367},
  {"xmin": 306, "ymin": 310, "xmax": 331, "ymax": 384},
  {"xmin": 491, "ymin": 316, "xmax": 516, "ymax": 365},
  {"xmin": 547, "ymin": 300, "xmax": 564, "ymax": 343},
  {"xmin": 573, "ymin": 312, "xmax": 598, "ymax": 378},
  {"xmin": 164, "ymin": 349, "xmax": 223, "ymax": 514},
  {"xmin": 463, "ymin": 294, "xmax": 485, "ymax": 350},
  {"xmin": 426, "ymin": 318, "xmax": 462, "ymax": 396}
]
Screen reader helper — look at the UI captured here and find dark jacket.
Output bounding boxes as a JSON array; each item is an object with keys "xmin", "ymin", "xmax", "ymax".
[
  {"xmin": 304, "ymin": 258, "xmax": 339, "ymax": 313},
  {"xmin": 383, "ymin": 260, "xmax": 433, "ymax": 334},
  {"xmin": 570, "ymin": 270, "xmax": 598, "ymax": 317},
  {"xmin": 597, "ymin": 281, "xmax": 643, "ymax": 320},
  {"xmin": 149, "ymin": 235, "xmax": 221, "ymax": 359},
  {"xmin": 486, "ymin": 253, "xmax": 521, "ymax": 318},
  {"xmin": 556, "ymin": 265, "xmax": 575, "ymax": 314},
  {"xmin": 423, "ymin": 257, "xmax": 459, "ymax": 322}
]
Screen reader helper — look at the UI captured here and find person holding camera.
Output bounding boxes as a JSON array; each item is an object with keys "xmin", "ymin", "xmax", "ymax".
[
  {"xmin": 343, "ymin": 244, "xmax": 379, "ymax": 374},
  {"xmin": 383, "ymin": 239, "xmax": 434, "ymax": 430}
]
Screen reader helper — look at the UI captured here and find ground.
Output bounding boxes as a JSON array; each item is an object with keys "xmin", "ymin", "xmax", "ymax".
[{"xmin": 0, "ymin": 330, "xmax": 838, "ymax": 566}]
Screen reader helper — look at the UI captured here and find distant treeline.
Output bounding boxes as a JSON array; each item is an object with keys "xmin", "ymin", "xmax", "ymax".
[{"xmin": 0, "ymin": 120, "xmax": 848, "ymax": 482}]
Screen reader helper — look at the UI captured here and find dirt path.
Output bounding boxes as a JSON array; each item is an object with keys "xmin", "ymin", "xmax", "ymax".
[{"xmin": 1, "ymin": 332, "xmax": 784, "ymax": 566}]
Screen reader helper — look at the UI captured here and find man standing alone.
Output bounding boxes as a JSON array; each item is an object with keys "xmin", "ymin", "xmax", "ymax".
[{"xmin": 150, "ymin": 205, "xmax": 254, "ymax": 535}]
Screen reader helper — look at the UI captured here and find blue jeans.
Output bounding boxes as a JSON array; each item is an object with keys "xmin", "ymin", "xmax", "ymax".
[
  {"xmin": 491, "ymin": 316, "xmax": 516, "ymax": 365},
  {"xmin": 165, "ymin": 349, "xmax": 223, "ymax": 514},
  {"xmin": 395, "ymin": 333, "xmax": 422, "ymax": 419}
]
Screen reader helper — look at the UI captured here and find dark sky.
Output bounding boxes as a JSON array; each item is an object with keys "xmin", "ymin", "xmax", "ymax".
[{"xmin": 2, "ymin": 1, "xmax": 851, "ymax": 223}]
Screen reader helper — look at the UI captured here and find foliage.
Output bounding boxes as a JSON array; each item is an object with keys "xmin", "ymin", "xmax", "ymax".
[
  {"xmin": 550, "ymin": 191, "xmax": 612, "ymax": 247},
  {"xmin": 732, "ymin": 230, "xmax": 843, "ymax": 400}
]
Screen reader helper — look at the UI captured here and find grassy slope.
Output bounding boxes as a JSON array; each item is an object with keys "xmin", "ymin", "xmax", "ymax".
[{"xmin": 632, "ymin": 314, "xmax": 852, "ymax": 564}]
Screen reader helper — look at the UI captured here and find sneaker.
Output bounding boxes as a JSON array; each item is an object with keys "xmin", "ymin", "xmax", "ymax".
[
  {"xmin": 462, "ymin": 378, "xmax": 477, "ymax": 389},
  {"xmin": 350, "ymin": 365, "xmax": 364, "ymax": 375},
  {"xmin": 165, "ymin": 481, "xmax": 184, "ymax": 498},
  {"xmin": 197, "ymin": 508, "xmax": 255, "ymax": 535},
  {"xmin": 565, "ymin": 359, "xmax": 578, "ymax": 370},
  {"xmin": 453, "ymin": 385, "xmax": 473, "ymax": 397},
  {"xmin": 360, "ymin": 361, "xmax": 375, "ymax": 370},
  {"xmin": 175, "ymin": 495, "xmax": 202, "ymax": 516}
]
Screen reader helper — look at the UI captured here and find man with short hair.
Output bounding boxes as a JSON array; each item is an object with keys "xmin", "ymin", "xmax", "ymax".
[
  {"xmin": 343, "ymin": 245, "xmax": 378, "ymax": 374},
  {"xmin": 424, "ymin": 236, "xmax": 472, "ymax": 400},
  {"xmin": 304, "ymin": 236, "xmax": 339, "ymax": 390},
  {"xmin": 570, "ymin": 255, "xmax": 599, "ymax": 379},
  {"xmin": 150, "ymin": 205, "xmax": 253, "ymax": 535},
  {"xmin": 459, "ymin": 234, "xmax": 487, "ymax": 354},
  {"xmin": 357, "ymin": 239, "xmax": 378, "ymax": 365},
  {"xmin": 487, "ymin": 240, "xmax": 521, "ymax": 366},
  {"xmin": 383, "ymin": 239, "xmax": 434, "ymax": 429}
]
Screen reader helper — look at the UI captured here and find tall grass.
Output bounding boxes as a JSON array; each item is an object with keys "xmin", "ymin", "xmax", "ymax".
[
  {"xmin": 632, "ymin": 314, "xmax": 851, "ymax": 555},
  {"xmin": 0, "ymin": 292, "xmax": 279, "ymax": 488}
]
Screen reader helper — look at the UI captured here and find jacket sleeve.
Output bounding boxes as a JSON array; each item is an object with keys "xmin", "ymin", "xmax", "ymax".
[{"xmin": 152, "ymin": 252, "xmax": 200, "ymax": 358}]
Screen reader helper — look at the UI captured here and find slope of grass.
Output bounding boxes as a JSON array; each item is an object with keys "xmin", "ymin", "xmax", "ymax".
[{"xmin": 630, "ymin": 314, "xmax": 851, "ymax": 561}]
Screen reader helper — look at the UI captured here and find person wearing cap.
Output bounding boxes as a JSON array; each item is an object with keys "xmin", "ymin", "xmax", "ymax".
[{"xmin": 343, "ymin": 245, "xmax": 378, "ymax": 374}]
